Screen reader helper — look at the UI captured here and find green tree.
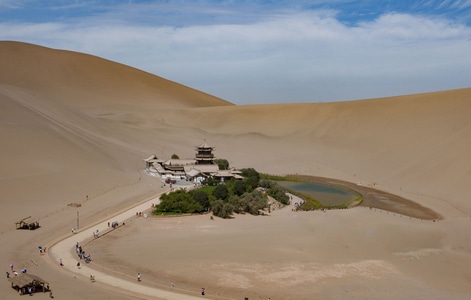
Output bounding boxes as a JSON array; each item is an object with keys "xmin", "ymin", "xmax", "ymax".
[
  {"xmin": 241, "ymin": 168, "xmax": 260, "ymax": 190},
  {"xmin": 155, "ymin": 190, "xmax": 203, "ymax": 214},
  {"xmin": 191, "ymin": 190, "xmax": 210, "ymax": 209},
  {"xmin": 214, "ymin": 158, "xmax": 229, "ymax": 170},
  {"xmin": 233, "ymin": 180, "xmax": 246, "ymax": 196},
  {"xmin": 259, "ymin": 179, "xmax": 274, "ymax": 189},
  {"xmin": 171, "ymin": 153, "xmax": 180, "ymax": 159},
  {"xmin": 213, "ymin": 184, "xmax": 229, "ymax": 201}
]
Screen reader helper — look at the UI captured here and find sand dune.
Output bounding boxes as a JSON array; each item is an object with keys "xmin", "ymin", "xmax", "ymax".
[
  {"xmin": 0, "ymin": 41, "xmax": 232, "ymax": 110},
  {"xmin": 1, "ymin": 41, "xmax": 470, "ymax": 299}
]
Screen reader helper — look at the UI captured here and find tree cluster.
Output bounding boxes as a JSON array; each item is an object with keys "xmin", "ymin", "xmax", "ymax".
[
  {"xmin": 154, "ymin": 168, "xmax": 286, "ymax": 218},
  {"xmin": 259, "ymin": 180, "xmax": 290, "ymax": 205}
]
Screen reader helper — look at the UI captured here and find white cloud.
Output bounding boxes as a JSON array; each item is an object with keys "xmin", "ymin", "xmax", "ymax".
[
  {"xmin": 0, "ymin": 0, "xmax": 23, "ymax": 9},
  {"xmin": 1, "ymin": 10, "xmax": 471, "ymax": 104}
]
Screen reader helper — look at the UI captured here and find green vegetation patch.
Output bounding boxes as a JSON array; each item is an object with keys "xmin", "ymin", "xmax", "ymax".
[{"xmin": 153, "ymin": 169, "xmax": 363, "ymax": 218}]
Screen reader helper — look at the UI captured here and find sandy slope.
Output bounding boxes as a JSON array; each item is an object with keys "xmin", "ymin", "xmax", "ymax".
[{"xmin": 1, "ymin": 41, "xmax": 471, "ymax": 299}]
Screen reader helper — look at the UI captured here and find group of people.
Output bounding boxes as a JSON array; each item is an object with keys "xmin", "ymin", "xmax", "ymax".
[
  {"xmin": 20, "ymin": 285, "xmax": 35, "ymax": 295},
  {"xmin": 109, "ymin": 221, "xmax": 120, "ymax": 228},
  {"xmin": 6, "ymin": 264, "xmax": 16, "ymax": 278},
  {"xmin": 5, "ymin": 267, "xmax": 27, "ymax": 279},
  {"xmin": 75, "ymin": 242, "xmax": 92, "ymax": 263}
]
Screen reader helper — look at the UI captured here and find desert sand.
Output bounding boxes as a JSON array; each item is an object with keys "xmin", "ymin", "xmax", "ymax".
[{"xmin": 1, "ymin": 41, "xmax": 471, "ymax": 299}]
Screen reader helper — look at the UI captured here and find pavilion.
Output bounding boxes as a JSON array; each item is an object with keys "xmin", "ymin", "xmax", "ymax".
[{"xmin": 8, "ymin": 273, "xmax": 49, "ymax": 295}]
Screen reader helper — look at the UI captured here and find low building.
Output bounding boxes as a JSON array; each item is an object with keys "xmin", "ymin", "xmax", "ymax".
[{"xmin": 144, "ymin": 141, "xmax": 241, "ymax": 183}]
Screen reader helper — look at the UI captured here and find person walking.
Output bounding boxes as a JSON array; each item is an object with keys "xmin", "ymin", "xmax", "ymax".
[{"xmin": 137, "ymin": 273, "xmax": 141, "ymax": 282}]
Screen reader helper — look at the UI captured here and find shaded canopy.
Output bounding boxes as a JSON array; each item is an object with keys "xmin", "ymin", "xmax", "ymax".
[{"xmin": 8, "ymin": 273, "xmax": 48, "ymax": 289}]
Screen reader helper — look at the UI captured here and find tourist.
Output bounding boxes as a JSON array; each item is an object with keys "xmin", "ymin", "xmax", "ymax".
[
  {"xmin": 137, "ymin": 272, "xmax": 141, "ymax": 281},
  {"xmin": 77, "ymin": 262, "xmax": 81, "ymax": 269},
  {"xmin": 201, "ymin": 287, "xmax": 205, "ymax": 296},
  {"xmin": 59, "ymin": 258, "xmax": 63, "ymax": 266}
]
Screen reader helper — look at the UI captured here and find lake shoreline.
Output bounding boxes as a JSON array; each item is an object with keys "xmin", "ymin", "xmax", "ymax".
[{"xmin": 289, "ymin": 174, "xmax": 441, "ymax": 220}]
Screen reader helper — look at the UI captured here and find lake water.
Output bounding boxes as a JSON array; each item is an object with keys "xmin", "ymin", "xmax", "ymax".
[{"xmin": 277, "ymin": 181, "xmax": 359, "ymax": 206}]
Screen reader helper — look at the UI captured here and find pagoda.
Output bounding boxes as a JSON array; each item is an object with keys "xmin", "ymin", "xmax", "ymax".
[{"xmin": 195, "ymin": 140, "xmax": 215, "ymax": 165}]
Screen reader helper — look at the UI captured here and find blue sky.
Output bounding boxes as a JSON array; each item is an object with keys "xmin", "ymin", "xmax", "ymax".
[{"xmin": 1, "ymin": 0, "xmax": 471, "ymax": 104}]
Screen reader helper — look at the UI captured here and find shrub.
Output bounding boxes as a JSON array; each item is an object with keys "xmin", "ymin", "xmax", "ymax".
[
  {"xmin": 267, "ymin": 184, "xmax": 290, "ymax": 205},
  {"xmin": 239, "ymin": 190, "xmax": 268, "ymax": 215},
  {"xmin": 228, "ymin": 195, "xmax": 243, "ymax": 213},
  {"xmin": 211, "ymin": 200, "xmax": 233, "ymax": 218}
]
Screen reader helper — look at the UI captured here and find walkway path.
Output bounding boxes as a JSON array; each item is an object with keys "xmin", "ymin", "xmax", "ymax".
[{"xmin": 48, "ymin": 185, "xmax": 211, "ymax": 300}]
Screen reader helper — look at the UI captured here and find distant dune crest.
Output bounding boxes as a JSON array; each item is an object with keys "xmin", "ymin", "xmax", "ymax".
[{"xmin": 0, "ymin": 41, "xmax": 233, "ymax": 110}]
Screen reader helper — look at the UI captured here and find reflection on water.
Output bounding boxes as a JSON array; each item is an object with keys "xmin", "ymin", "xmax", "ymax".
[{"xmin": 277, "ymin": 181, "xmax": 359, "ymax": 206}]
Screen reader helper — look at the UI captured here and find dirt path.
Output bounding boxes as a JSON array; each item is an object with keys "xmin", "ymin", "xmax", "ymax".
[{"xmin": 47, "ymin": 188, "xmax": 211, "ymax": 300}]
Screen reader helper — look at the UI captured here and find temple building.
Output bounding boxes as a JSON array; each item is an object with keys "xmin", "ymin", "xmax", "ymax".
[
  {"xmin": 195, "ymin": 140, "xmax": 215, "ymax": 165},
  {"xmin": 144, "ymin": 141, "xmax": 242, "ymax": 183}
]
